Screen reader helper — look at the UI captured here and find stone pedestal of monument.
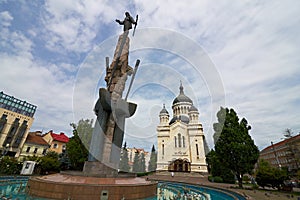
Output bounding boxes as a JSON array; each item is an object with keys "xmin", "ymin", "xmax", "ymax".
[
  {"xmin": 28, "ymin": 174, "xmax": 157, "ymax": 200},
  {"xmin": 83, "ymin": 161, "xmax": 118, "ymax": 177}
]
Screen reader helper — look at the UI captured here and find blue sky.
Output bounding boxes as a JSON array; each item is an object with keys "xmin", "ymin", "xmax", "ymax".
[{"xmin": 1, "ymin": 0, "xmax": 299, "ymax": 152}]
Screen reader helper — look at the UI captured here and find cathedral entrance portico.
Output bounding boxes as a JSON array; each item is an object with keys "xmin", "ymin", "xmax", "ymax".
[{"xmin": 168, "ymin": 158, "xmax": 191, "ymax": 172}]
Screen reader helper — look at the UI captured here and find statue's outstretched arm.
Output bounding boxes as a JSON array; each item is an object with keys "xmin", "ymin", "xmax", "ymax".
[{"xmin": 115, "ymin": 19, "xmax": 124, "ymax": 25}]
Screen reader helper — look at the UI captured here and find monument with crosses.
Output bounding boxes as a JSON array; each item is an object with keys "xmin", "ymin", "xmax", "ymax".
[
  {"xmin": 83, "ymin": 11, "xmax": 140, "ymax": 178},
  {"xmin": 28, "ymin": 12, "xmax": 157, "ymax": 200}
]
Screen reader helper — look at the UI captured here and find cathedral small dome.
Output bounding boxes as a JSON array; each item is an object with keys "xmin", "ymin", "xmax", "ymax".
[
  {"xmin": 159, "ymin": 104, "xmax": 169, "ymax": 115},
  {"xmin": 172, "ymin": 83, "xmax": 193, "ymax": 105},
  {"xmin": 169, "ymin": 115, "xmax": 190, "ymax": 125},
  {"xmin": 189, "ymin": 105, "xmax": 198, "ymax": 112}
]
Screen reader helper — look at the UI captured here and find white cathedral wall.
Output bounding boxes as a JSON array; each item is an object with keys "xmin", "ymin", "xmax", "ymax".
[
  {"xmin": 157, "ymin": 121, "xmax": 208, "ymax": 172},
  {"xmin": 170, "ymin": 123, "xmax": 189, "ymax": 160},
  {"xmin": 189, "ymin": 134, "xmax": 208, "ymax": 172},
  {"xmin": 157, "ymin": 127, "xmax": 170, "ymax": 171}
]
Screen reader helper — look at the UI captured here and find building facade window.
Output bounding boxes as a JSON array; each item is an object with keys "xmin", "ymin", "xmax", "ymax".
[
  {"xmin": 33, "ymin": 148, "xmax": 38, "ymax": 154},
  {"xmin": 178, "ymin": 133, "xmax": 182, "ymax": 148},
  {"xmin": 26, "ymin": 147, "xmax": 31, "ymax": 153},
  {"xmin": 196, "ymin": 144, "xmax": 199, "ymax": 158},
  {"xmin": 53, "ymin": 143, "xmax": 58, "ymax": 148},
  {"xmin": 174, "ymin": 136, "xmax": 177, "ymax": 148},
  {"xmin": 0, "ymin": 114, "xmax": 7, "ymax": 135},
  {"xmin": 162, "ymin": 144, "xmax": 164, "ymax": 156},
  {"xmin": 3, "ymin": 118, "xmax": 20, "ymax": 147},
  {"xmin": 25, "ymin": 163, "xmax": 30, "ymax": 169},
  {"xmin": 12, "ymin": 120, "xmax": 28, "ymax": 148},
  {"xmin": 42, "ymin": 148, "xmax": 47, "ymax": 155},
  {"xmin": 182, "ymin": 136, "xmax": 185, "ymax": 148}
]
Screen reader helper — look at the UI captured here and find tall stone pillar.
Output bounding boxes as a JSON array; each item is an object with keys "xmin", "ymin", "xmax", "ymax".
[{"xmin": 83, "ymin": 31, "xmax": 137, "ymax": 177}]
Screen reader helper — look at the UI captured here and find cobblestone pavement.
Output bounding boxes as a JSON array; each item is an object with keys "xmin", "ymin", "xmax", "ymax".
[{"xmin": 147, "ymin": 172, "xmax": 300, "ymax": 200}]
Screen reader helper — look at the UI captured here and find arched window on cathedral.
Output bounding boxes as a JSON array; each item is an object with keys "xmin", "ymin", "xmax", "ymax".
[
  {"xmin": 178, "ymin": 133, "xmax": 182, "ymax": 147},
  {"xmin": 182, "ymin": 136, "xmax": 185, "ymax": 148},
  {"xmin": 174, "ymin": 136, "xmax": 177, "ymax": 148},
  {"xmin": 162, "ymin": 144, "xmax": 165, "ymax": 156},
  {"xmin": 196, "ymin": 144, "xmax": 199, "ymax": 159}
]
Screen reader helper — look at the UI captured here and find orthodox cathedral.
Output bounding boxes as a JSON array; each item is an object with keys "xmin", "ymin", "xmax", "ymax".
[{"xmin": 156, "ymin": 83, "xmax": 208, "ymax": 173}]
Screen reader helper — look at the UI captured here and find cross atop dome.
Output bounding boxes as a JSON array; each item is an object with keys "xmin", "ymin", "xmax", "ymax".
[{"xmin": 179, "ymin": 80, "xmax": 184, "ymax": 95}]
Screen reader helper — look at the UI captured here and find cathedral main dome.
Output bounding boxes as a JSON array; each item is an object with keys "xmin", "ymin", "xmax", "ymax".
[{"xmin": 172, "ymin": 83, "xmax": 193, "ymax": 104}]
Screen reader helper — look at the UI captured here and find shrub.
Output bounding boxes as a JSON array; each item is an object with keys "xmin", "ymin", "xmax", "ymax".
[
  {"xmin": 214, "ymin": 176, "xmax": 223, "ymax": 183},
  {"xmin": 208, "ymin": 176, "xmax": 223, "ymax": 183},
  {"xmin": 243, "ymin": 175, "xmax": 250, "ymax": 181},
  {"xmin": 137, "ymin": 172, "xmax": 152, "ymax": 177},
  {"xmin": 221, "ymin": 172, "xmax": 235, "ymax": 184},
  {"xmin": 255, "ymin": 159, "xmax": 288, "ymax": 190},
  {"xmin": 38, "ymin": 151, "xmax": 60, "ymax": 174},
  {"xmin": 0, "ymin": 156, "xmax": 22, "ymax": 175}
]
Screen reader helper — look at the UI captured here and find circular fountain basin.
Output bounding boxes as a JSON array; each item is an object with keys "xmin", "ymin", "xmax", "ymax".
[{"xmin": 27, "ymin": 173, "xmax": 157, "ymax": 200}]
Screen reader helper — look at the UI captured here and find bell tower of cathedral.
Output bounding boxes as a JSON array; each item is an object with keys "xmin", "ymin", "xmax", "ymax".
[{"xmin": 157, "ymin": 83, "xmax": 208, "ymax": 173}]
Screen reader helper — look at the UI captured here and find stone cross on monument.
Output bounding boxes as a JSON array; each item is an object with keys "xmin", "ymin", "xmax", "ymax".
[{"xmin": 83, "ymin": 12, "xmax": 139, "ymax": 177}]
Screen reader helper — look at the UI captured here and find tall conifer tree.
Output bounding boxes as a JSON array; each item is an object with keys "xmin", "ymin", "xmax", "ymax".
[
  {"xmin": 148, "ymin": 145, "xmax": 157, "ymax": 172},
  {"xmin": 119, "ymin": 142, "xmax": 130, "ymax": 172},
  {"xmin": 214, "ymin": 107, "xmax": 259, "ymax": 188}
]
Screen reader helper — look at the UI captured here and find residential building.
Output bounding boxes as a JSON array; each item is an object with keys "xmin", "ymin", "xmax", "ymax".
[
  {"xmin": 259, "ymin": 134, "xmax": 300, "ymax": 172},
  {"xmin": 127, "ymin": 147, "xmax": 150, "ymax": 172},
  {"xmin": 0, "ymin": 91, "xmax": 36, "ymax": 157},
  {"xmin": 19, "ymin": 131, "xmax": 49, "ymax": 160},
  {"xmin": 156, "ymin": 83, "xmax": 208, "ymax": 173},
  {"xmin": 42, "ymin": 130, "xmax": 69, "ymax": 154}
]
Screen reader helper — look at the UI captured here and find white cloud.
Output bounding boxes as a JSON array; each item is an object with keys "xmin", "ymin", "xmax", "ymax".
[
  {"xmin": 0, "ymin": 9, "xmax": 76, "ymax": 135},
  {"xmin": 0, "ymin": 11, "xmax": 13, "ymax": 27},
  {"xmin": 0, "ymin": 53, "xmax": 74, "ymax": 133},
  {"xmin": 1, "ymin": 1, "xmax": 299, "ymax": 152},
  {"xmin": 40, "ymin": 0, "xmax": 128, "ymax": 53}
]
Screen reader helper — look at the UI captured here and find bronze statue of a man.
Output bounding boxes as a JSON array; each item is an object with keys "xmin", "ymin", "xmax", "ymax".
[{"xmin": 116, "ymin": 12, "xmax": 136, "ymax": 32}]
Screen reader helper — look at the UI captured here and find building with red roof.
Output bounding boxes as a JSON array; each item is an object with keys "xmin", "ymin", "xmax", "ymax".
[
  {"xmin": 259, "ymin": 134, "xmax": 300, "ymax": 172},
  {"xmin": 42, "ymin": 130, "xmax": 69, "ymax": 154},
  {"xmin": 19, "ymin": 131, "xmax": 50, "ymax": 160}
]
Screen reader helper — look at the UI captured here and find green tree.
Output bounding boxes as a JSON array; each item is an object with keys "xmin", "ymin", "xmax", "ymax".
[
  {"xmin": 148, "ymin": 145, "xmax": 157, "ymax": 172},
  {"xmin": 283, "ymin": 128, "xmax": 293, "ymax": 139},
  {"xmin": 132, "ymin": 149, "xmax": 140, "ymax": 173},
  {"xmin": 256, "ymin": 159, "xmax": 289, "ymax": 190},
  {"xmin": 214, "ymin": 107, "xmax": 259, "ymax": 188},
  {"xmin": 39, "ymin": 151, "xmax": 60, "ymax": 174},
  {"xmin": 22, "ymin": 155, "xmax": 39, "ymax": 162},
  {"xmin": 206, "ymin": 149, "xmax": 235, "ymax": 183},
  {"xmin": 206, "ymin": 150, "xmax": 218, "ymax": 175},
  {"xmin": 139, "ymin": 152, "xmax": 146, "ymax": 173},
  {"xmin": 59, "ymin": 150, "xmax": 71, "ymax": 170},
  {"xmin": 76, "ymin": 119, "xmax": 94, "ymax": 149},
  {"xmin": 119, "ymin": 142, "xmax": 130, "ymax": 172},
  {"xmin": 67, "ymin": 122, "xmax": 89, "ymax": 170}
]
